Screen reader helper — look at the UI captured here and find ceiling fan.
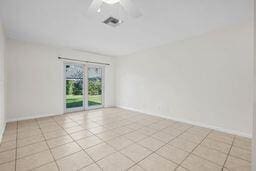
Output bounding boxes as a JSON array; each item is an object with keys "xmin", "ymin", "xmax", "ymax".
[{"xmin": 88, "ymin": 0, "xmax": 142, "ymax": 18}]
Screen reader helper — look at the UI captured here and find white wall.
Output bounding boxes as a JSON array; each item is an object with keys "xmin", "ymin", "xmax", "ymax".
[
  {"xmin": 253, "ymin": 52, "xmax": 256, "ymax": 171},
  {"xmin": 5, "ymin": 39, "xmax": 115, "ymax": 121},
  {"xmin": 116, "ymin": 23, "xmax": 253, "ymax": 137},
  {"xmin": 0, "ymin": 19, "xmax": 6, "ymax": 140},
  {"xmin": 252, "ymin": 12, "xmax": 256, "ymax": 171}
]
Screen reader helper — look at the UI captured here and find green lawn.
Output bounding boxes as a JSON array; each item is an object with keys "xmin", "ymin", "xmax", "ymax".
[{"xmin": 66, "ymin": 95, "xmax": 102, "ymax": 108}]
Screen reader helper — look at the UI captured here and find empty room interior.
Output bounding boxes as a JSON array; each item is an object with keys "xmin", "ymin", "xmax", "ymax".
[{"xmin": 0, "ymin": 0, "xmax": 255, "ymax": 171}]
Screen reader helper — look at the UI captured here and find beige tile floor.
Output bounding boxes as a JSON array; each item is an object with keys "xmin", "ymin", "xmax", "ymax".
[{"xmin": 0, "ymin": 108, "xmax": 252, "ymax": 171}]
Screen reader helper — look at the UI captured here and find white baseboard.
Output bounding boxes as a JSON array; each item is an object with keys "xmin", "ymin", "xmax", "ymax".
[
  {"xmin": 0, "ymin": 122, "xmax": 6, "ymax": 143},
  {"xmin": 6, "ymin": 113, "xmax": 64, "ymax": 123},
  {"xmin": 104, "ymin": 105, "xmax": 116, "ymax": 108},
  {"xmin": 5, "ymin": 106, "xmax": 117, "ymax": 123},
  {"xmin": 117, "ymin": 105, "xmax": 252, "ymax": 138},
  {"xmin": 6, "ymin": 106, "xmax": 117, "ymax": 123}
]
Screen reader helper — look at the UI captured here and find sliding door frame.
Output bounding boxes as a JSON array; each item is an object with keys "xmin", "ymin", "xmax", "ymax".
[
  {"xmin": 87, "ymin": 64, "xmax": 105, "ymax": 110},
  {"xmin": 64, "ymin": 62, "xmax": 86, "ymax": 113},
  {"xmin": 63, "ymin": 62, "xmax": 105, "ymax": 113}
]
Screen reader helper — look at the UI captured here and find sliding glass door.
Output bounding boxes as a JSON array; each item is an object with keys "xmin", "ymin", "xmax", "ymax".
[
  {"xmin": 65, "ymin": 63, "xmax": 84, "ymax": 112},
  {"xmin": 88, "ymin": 66, "xmax": 103, "ymax": 109},
  {"xmin": 64, "ymin": 63, "xmax": 104, "ymax": 112}
]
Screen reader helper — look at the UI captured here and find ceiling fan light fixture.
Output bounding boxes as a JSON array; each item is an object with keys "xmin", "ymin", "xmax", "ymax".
[
  {"xmin": 102, "ymin": 0, "xmax": 120, "ymax": 4},
  {"xmin": 88, "ymin": 0, "xmax": 142, "ymax": 19}
]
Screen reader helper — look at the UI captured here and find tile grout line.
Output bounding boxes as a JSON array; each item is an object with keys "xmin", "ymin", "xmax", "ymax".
[
  {"xmin": 16, "ymin": 121, "xmax": 229, "ymax": 167},
  {"xmin": 227, "ymin": 151, "xmax": 251, "ymax": 163},
  {"xmin": 222, "ymin": 135, "xmax": 236, "ymax": 171},
  {"xmin": 14, "ymin": 134, "xmax": 75, "ymax": 156},
  {"xmin": 136, "ymin": 124, "xmax": 199, "ymax": 168},
  {"xmin": 126, "ymin": 124, "xmax": 193, "ymax": 170},
  {"xmin": 4, "ymin": 117, "xmax": 175, "ymax": 170},
  {"xmin": 0, "ymin": 124, "xmax": 219, "ymax": 167},
  {"xmin": 187, "ymin": 134, "xmax": 242, "ymax": 167},
  {"xmin": 186, "ymin": 135, "xmax": 236, "ymax": 168},
  {"xmin": 198, "ymin": 138, "xmax": 232, "ymax": 155},
  {"xmin": 36, "ymin": 118, "xmax": 61, "ymax": 171},
  {"xmin": 2, "ymin": 108, "xmax": 252, "ymax": 171},
  {"xmin": 174, "ymin": 129, "xmax": 213, "ymax": 170},
  {"xmin": 152, "ymin": 126, "xmax": 197, "ymax": 170},
  {"xmin": 157, "ymin": 129, "xmax": 215, "ymax": 170},
  {"xmin": 22, "ymin": 119, "xmax": 97, "ymax": 170},
  {"xmin": 66, "ymin": 113, "xmax": 158, "ymax": 170},
  {"xmin": 68, "ymin": 114, "xmax": 198, "ymax": 170},
  {"xmin": 96, "ymin": 121, "xmax": 169, "ymax": 169},
  {"xmin": 14, "ymin": 121, "xmax": 18, "ymax": 171},
  {"xmin": 14, "ymin": 120, "xmax": 73, "ymax": 171},
  {"xmin": 63, "ymin": 113, "xmax": 139, "ymax": 169},
  {"xmin": 53, "ymin": 116, "xmax": 103, "ymax": 170}
]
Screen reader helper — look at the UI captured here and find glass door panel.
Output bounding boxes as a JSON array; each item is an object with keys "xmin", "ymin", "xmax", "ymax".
[
  {"xmin": 65, "ymin": 63, "xmax": 84, "ymax": 111},
  {"xmin": 88, "ymin": 67, "xmax": 103, "ymax": 108}
]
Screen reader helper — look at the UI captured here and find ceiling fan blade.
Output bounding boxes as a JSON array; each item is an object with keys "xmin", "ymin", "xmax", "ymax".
[
  {"xmin": 120, "ymin": 0, "xmax": 142, "ymax": 18},
  {"xmin": 88, "ymin": 0, "xmax": 103, "ymax": 15}
]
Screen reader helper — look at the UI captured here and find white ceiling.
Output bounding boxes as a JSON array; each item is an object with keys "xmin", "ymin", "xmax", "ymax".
[{"xmin": 0, "ymin": 0, "xmax": 253, "ymax": 56}]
